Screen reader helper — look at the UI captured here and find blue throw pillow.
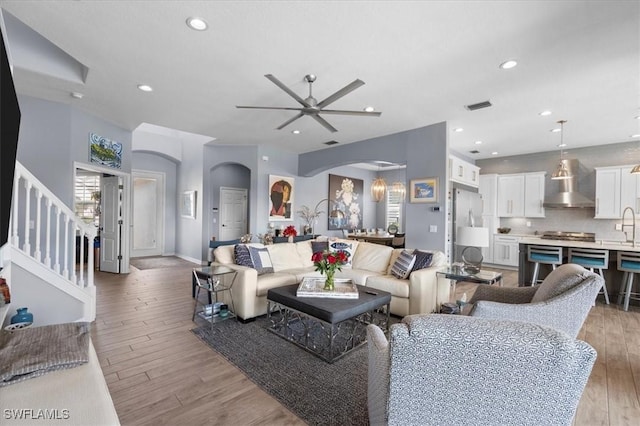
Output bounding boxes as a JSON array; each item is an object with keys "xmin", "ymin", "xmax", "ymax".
[
  {"xmin": 234, "ymin": 244, "xmax": 254, "ymax": 268},
  {"xmin": 412, "ymin": 250, "xmax": 433, "ymax": 272},
  {"xmin": 311, "ymin": 241, "xmax": 329, "ymax": 254},
  {"xmin": 248, "ymin": 246, "xmax": 274, "ymax": 275}
]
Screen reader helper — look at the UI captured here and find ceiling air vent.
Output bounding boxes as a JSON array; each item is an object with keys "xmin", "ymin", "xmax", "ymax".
[
  {"xmin": 469, "ymin": 150, "xmax": 480, "ymax": 154},
  {"xmin": 324, "ymin": 140, "xmax": 339, "ymax": 146},
  {"xmin": 465, "ymin": 100, "xmax": 492, "ymax": 111}
]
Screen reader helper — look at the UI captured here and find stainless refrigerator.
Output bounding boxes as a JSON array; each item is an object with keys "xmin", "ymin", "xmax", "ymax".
[{"xmin": 451, "ymin": 188, "xmax": 483, "ymax": 263}]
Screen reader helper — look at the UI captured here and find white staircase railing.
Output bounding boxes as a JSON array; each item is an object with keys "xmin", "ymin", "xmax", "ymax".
[{"xmin": 9, "ymin": 161, "xmax": 96, "ymax": 318}]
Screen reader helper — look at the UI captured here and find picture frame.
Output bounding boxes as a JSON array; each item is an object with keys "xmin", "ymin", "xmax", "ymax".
[
  {"xmin": 181, "ymin": 190, "xmax": 197, "ymax": 219},
  {"xmin": 269, "ymin": 175, "xmax": 294, "ymax": 221},
  {"xmin": 328, "ymin": 174, "xmax": 363, "ymax": 230},
  {"xmin": 410, "ymin": 177, "xmax": 438, "ymax": 203},
  {"xmin": 89, "ymin": 132, "xmax": 122, "ymax": 169}
]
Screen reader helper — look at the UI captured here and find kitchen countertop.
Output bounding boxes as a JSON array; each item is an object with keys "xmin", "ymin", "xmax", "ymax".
[{"xmin": 518, "ymin": 236, "xmax": 640, "ymax": 252}]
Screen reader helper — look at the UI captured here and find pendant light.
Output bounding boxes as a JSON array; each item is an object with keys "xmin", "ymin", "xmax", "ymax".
[
  {"xmin": 370, "ymin": 163, "xmax": 387, "ymax": 202},
  {"xmin": 551, "ymin": 120, "xmax": 572, "ymax": 180},
  {"xmin": 390, "ymin": 181, "xmax": 406, "ymax": 201},
  {"xmin": 631, "ymin": 119, "xmax": 640, "ymax": 174}
]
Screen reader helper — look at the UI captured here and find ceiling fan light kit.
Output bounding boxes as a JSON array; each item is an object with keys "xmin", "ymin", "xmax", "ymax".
[{"xmin": 236, "ymin": 74, "xmax": 382, "ymax": 132}]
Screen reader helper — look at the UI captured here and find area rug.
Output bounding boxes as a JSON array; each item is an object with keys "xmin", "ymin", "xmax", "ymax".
[
  {"xmin": 129, "ymin": 256, "xmax": 197, "ymax": 270},
  {"xmin": 192, "ymin": 315, "xmax": 387, "ymax": 426}
]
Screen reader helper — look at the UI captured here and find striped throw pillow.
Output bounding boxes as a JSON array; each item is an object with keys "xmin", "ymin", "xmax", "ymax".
[{"xmin": 391, "ymin": 250, "xmax": 417, "ymax": 279}]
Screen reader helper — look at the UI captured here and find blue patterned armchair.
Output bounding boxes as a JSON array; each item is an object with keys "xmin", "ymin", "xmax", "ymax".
[{"xmin": 367, "ymin": 315, "xmax": 596, "ymax": 426}]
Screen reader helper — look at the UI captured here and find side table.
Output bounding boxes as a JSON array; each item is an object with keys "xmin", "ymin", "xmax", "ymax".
[
  {"xmin": 436, "ymin": 265, "xmax": 503, "ymax": 306},
  {"xmin": 192, "ymin": 265, "xmax": 237, "ymax": 329}
]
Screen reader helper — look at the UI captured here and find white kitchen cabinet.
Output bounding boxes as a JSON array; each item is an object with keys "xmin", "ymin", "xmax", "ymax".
[
  {"xmin": 620, "ymin": 166, "xmax": 640, "ymax": 214},
  {"xmin": 497, "ymin": 174, "xmax": 525, "ymax": 217},
  {"xmin": 524, "ymin": 173, "xmax": 546, "ymax": 218},
  {"xmin": 493, "ymin": 235, "xmax": 521, "ymax": 267},
  {"xmin": 479, "ymin": 174, "xmax": 498, "ymax": 216},
  {"xmin": 450, "ymin": 155, "xmax": 480, "ymax": 188},
  {"xmin": 594, "ymin": 167, "xmax": 621, "ymax": 218}
]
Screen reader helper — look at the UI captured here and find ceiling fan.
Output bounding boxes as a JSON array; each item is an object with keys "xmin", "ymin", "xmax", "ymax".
[{"xmin": 236, "ymin": 74, "xmax": 381, "ymax": 133}]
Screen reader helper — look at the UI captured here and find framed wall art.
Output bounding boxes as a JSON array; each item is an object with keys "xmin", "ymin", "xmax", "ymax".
[
  {"xmin": 89, "ymin": 132, "xmax": 122, "ymax": 169},
  {"xmin": 328, "ymin": 174, "xmax": 363, "ymax": 230},
  {"xmin": 181, "ymin": 190, "xmax": 197, "ymax": 219},
  {"xmin": 410, "ymin": 177, "xmax": 438, "ymax": 203},
  {"xmin": 269, "ymin": 175, "xmax": 294, "ymax": 221}
]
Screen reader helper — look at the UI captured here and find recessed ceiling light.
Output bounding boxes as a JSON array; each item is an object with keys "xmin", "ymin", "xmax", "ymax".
[
  {"xmin": 631, "ymin": 134, "xmax": 640, "ymax": 138},
  {"xmin": 70, "ymin": 92, "xmax": 84, "ymax": 99},
  {"xmin": 137, "ymin": 84, "xmax": 153, "ymax": 92},
  {"xmin": 186, "ymin": 17, "xmax": 208, "ymax": 31},
  {"xmin": 635, "ymin": 116, "xmax": 640, "ymax": 120},
  {"xmin": 453, "ymin": 128, "xmax": 464, "ymax": 132},
  {"xmin": 558, "ymin": 143, "xmax": 567, "ymax": 147},
  {"xmin": 475, "ymin": 140, "xmax": 483, "ymax": 145},
  {"xmin": 539, "ymin": 110, "xmax": 552, "ymax": 116},
  {"xmin": 499, "ymin": 60, "xmax": 518, "ymax": 69},
  {"xmin": 491, "ymin": 151, "xmax": 498, "ymax": 155},
  {"xmin": 292, "ymin": 130, "xmax": 300, "ymax": 134},
  {"xmin": 551, "ymin": 128, "xmax": 561, "ymax": 133},
  {"xmin": 363, "ymin": 106, "xmax": 375, "ymax": 112}
]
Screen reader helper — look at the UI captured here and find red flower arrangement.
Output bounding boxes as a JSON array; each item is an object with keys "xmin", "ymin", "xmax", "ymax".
[
  {"xmin": 282, "ymin": 225, "xmax": 298, "ymax": 237},
  {"xmin": 311, "ymin": 249, "xmax": 350, "ymax": 290}
]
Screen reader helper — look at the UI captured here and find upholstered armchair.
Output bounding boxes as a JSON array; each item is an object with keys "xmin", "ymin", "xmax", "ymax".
[
  {"xmin": 367, "ymin": 315, "xmax": 596, "ymax": 426},
  {"xmin": 468, "ymin": 263, "xmax": 603, "ymax": 338}
]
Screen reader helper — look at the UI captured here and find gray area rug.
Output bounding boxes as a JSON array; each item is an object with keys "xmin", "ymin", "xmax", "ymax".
[
  {"xmin": 129, "ymin": 256, "xmax": 197, "ymax": 270},
  {"xmin": 192, "ymin": 315, "xmax": 386, "ymax": 426}
]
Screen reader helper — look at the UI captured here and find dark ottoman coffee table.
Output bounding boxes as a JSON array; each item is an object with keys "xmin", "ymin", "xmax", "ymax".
[{"xmin": 266, "ymin": 283, "xmax": 391, "ymax": 363}]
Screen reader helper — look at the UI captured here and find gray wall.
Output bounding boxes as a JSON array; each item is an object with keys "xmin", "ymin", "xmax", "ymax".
[
  {"xmin": 208, "ymin": 162, "xmax": 251, "ymax": 244},
  {"xmin": 131, "ymin": 151, "xmax": 178, "ymax": 255},
  {"xmin": 176, "ymin": 141, "xmax": 204, "ymax": 262},
  {"xmin": 476, "ymin": 140, "xmax": 640, "ymax": 240}
]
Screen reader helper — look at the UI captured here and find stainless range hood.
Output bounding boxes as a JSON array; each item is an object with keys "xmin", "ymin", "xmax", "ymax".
[{"xmin": 543, "ymin": 159, "xmax": 595, "ymax": 208}]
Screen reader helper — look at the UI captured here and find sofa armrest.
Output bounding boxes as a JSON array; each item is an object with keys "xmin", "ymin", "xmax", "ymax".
[
  {"xmin": 407, "ymin": 266, "xmax": 446, "ymax": 315},
  {"xmin": 210, "ymin": 261, "xmax": 258, "ymax": 321},
  {"xmin": 366, "ymin": 324, "xmax": 389, "ymax": 426}
]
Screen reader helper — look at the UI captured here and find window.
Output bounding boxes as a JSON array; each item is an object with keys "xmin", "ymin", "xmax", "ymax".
[
  {"xmin": 385, "ymin": 190, "xmax": 403, "ymax": 230},
  {"xmin": 75, "ymin": 173, "xmax": 100, "ymax": 225}
]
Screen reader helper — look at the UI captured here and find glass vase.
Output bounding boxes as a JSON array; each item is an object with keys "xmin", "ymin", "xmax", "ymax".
[{"xmin": 323, "ymin": 271, "xmax": 335, "ymax": 291}]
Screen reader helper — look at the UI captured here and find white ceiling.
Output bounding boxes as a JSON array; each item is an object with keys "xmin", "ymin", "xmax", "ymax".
[{"xmin": 1, "ymin": 1, "xmax": 638, "ymax": 161}]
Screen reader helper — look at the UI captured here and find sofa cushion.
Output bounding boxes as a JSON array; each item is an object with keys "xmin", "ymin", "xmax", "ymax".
[
  {"xmin": 352, "ymin": 242, "xmax": 393, "ymax": 274},
  {"xmin": 214, "ymin": 245, "xmax": 236, "ymax": 264},
  {"xmin": 234, "ymin": 245, "xmax": 254, "ymax": 268},
  {"xmin": 328, "ymin": 239, "xmax": 358, "ymax": 269},
  {"xmin": 266, "ymin": 243, "xmax": 304, "ymax": 272},
  {"xmin": 248, "ymin": 246, "xmax": 274, "ymax": 275},
  {"xmin": 366, "ymin": 275, "xmax": 411, "ymax": 298},
  {"xmin": 412, "ymin": 250, "xmax": 433, "ymax": 272},
  {"xmin": 391, "ymin": 250, "xmax": 416, "ymax": 279},
  {"xmin": 295, "ymin": 241, "xmax": 314, "ymax": 268},
  {"xmin": 255, "ymin": 272, "xmax": 299, "ymax": 297},
  {"xmin": 335, "ymin": 268, "xmax": 381, "ymax": 286}
]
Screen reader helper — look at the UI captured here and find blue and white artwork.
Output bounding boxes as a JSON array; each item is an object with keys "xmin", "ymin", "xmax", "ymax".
[{"xmin": 90, "ymin": 132, "xmax": 122, "ymax": 169}]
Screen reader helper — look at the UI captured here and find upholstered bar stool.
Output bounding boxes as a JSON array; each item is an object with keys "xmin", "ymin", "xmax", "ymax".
[
  {"xmin": 568, "ymin": 247, "xmax": 610, "ymax": 304},
  {"xmin": 527, "ymin": 245, "xmax": 563, "ymax": 285},
  {"xmin": 617, "ymin": 251, "xmax": 640, "ymax": 311}
]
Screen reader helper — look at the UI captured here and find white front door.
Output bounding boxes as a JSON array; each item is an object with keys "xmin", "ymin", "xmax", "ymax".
[
  {"xmin": 220, "ymin": 187, "xmax": 247, "ymax": 240},
  {"xmin": 101, "ymin": 175, "xmax": 121, "ymax": 273},
  {"xmin": 132, "ymin": 171, "xmax": 164, "ymax": 257}
]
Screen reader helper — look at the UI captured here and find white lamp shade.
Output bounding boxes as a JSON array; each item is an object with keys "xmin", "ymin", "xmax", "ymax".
[{"xmin": 456, "ymin": 226, "xmax": 489, "ymax": 247}]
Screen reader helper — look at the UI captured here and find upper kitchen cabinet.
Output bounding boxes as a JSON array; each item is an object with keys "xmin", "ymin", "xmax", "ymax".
[
  {"xmin": 449, "ymin": 155, "xmax": 480, "ymax": 188},
  {"xmin": 595, "ymin": 165, "xmax": 639, "ymax": 218},
  {"xmin": 497, "ymin": 172, "xmax": 546, "ymax": 218},
  {"xmin": 479, "ymin": 174, "xmax": 498, "ymax": 216}
]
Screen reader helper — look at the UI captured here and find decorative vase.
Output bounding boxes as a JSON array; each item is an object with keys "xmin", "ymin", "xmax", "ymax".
[
  {"xmin": 288, "ymin": 236, "xmax": 294, "ymax": 243},
  {"xmin": 323, "ymin": 271, "xmax": 335, "ymax": 291},
  {"xmin": 11, "ymin": 307, "xmax": 33, "ymax": 325}
]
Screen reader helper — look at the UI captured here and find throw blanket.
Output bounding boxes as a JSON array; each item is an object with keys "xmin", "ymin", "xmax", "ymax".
[{"xmin": 0, "ymin": 322, "xmax": 90, "ymax": 387}]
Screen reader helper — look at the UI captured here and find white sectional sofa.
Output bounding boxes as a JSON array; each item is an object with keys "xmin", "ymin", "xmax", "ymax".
[{"xmin": 211, "ymin": 239, "xmax": 448, "ymax": 321}]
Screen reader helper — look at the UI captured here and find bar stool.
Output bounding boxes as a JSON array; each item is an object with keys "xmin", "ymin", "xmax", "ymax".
[
  {"xmin": 568, "ymin": 248, "xmax": 610, "ymax": 304},
  {"xmin": 617, "ymin": 251, "xmax": 640, "ymax": 311},
  {"xmin": 527, "ymin": 245, "xmax": 563, "ymax": 285}
]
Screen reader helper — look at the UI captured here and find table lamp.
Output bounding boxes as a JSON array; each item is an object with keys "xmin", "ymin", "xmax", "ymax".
[{"xmin": 456, "ymin": 226, "xmax": 490, "ymax": 274}]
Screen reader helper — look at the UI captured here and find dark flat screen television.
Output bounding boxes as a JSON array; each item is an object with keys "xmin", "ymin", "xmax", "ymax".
[{"xmin": 0, "ymin": 27, "xmax": 21, "ymax": 247}]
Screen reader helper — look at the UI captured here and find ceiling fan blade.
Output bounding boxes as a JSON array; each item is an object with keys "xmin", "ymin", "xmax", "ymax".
[
  {"xmin": 319, "ymin": 109, "xmax": 382, "ymax": 117},
  {"xmin": 311, "ymin": 114, "xmax": 338, "ymax": 133},
  {"xmin": 316, "ymin": 79, "xmax": 365, "ymax": 109},
  {"xmin": 236, "ymin": 105, "xmax": 304, "ymax": 111},
  {"xmin": 265, "ymin": 74, "xmax": 310, "ymax": 107},
  {"xmin": 276, "ymin": 112, "xmax": 304, "ymax": 130}
]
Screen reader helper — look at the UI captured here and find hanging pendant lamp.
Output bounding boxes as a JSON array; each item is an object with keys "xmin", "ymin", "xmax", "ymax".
[
  {"xmin": 390, "ymin": 181, "xmax": 406, "ymax": 201},
  {"xmin": 371, "ymin": 177, "xmax": 387, "ymax": 202},
  {"xmin": 551, "ymin": 120, "xmax": 572, "ymax": 180}
]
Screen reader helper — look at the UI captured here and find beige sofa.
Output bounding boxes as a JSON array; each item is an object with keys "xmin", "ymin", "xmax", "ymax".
[{"xmin": 211, "ymin": 239, "xmax": 448, "ymax": 321}]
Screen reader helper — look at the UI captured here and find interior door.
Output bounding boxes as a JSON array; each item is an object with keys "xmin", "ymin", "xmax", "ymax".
[
  {"xmin": 220, "ymin": 187, "xmax": 247, "ymax": 240},
  {"xmin": 101, "ymin": 175, "xmax": 121, "ymax": 273},
  {"xmin": 132, "ymin": 171, "xmax": 164, "ymax": 257}
]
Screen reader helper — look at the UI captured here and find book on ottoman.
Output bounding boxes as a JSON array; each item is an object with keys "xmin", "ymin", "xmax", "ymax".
[{"xmin": 296, "ymin": 277, "xmax": 359, "ymax": 299}]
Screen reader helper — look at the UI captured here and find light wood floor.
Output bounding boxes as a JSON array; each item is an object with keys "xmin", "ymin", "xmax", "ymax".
[{"xmin": 92, "ymin": 262, "xmax": 640, "ymax": 425}]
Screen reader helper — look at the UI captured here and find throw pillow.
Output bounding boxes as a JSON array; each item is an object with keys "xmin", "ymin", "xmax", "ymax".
[
  {"xmin": 328, "ymin": 239, "xmax": 357, "ymax": 268},
  {"xmin": 391, "ymin": 250, "xmax": 417, "ymax": 279},
  {"xmin": 412, "ymin": 250, "xmax": 433, "ymax": 272},
  {"xmin": 248, "ymin": 246, "xmax": 274, "ymax": 275},
  {"xmin": 234, "ymin": 244, "xmax": 254, "ymax": 268},
  {"xmin": 311, "ymin": 241, "xmax": 329, "ymax": 254}
]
